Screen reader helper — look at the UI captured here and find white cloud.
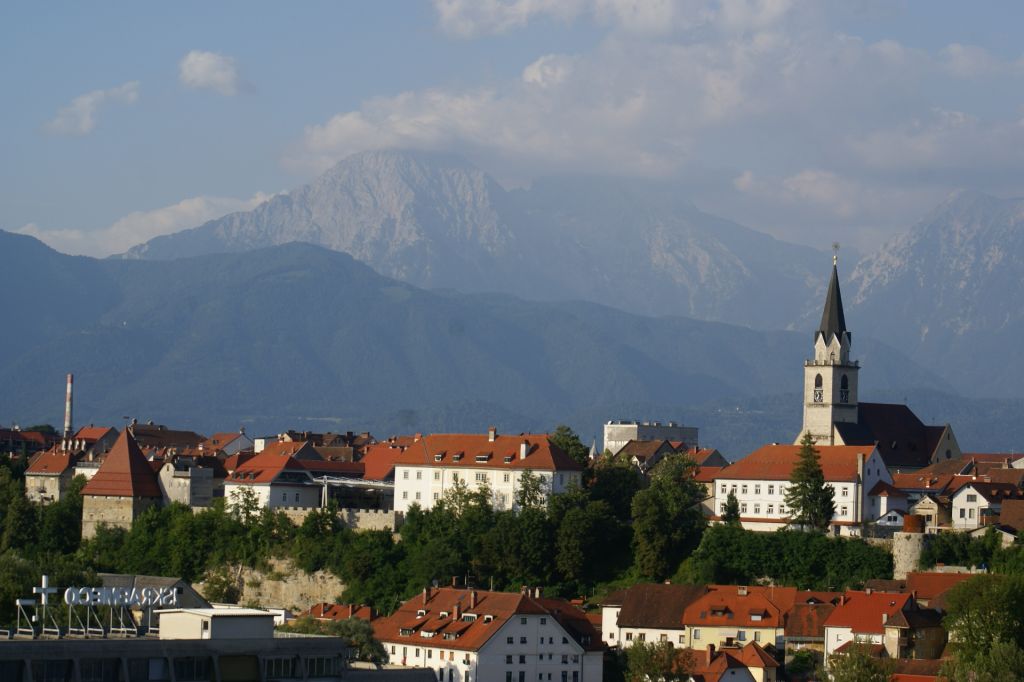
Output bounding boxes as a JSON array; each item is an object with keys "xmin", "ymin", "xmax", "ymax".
[
  {"xmin": 15, "ymin": 192, "xmax": 272, "ymax": 257},
  {"xmin": 45, "ymin": 81, "xmax": 139, "ymax": 135},
  {"xmin": 179, "ymin": 50, "xmax": 240, "ymax": 95}
]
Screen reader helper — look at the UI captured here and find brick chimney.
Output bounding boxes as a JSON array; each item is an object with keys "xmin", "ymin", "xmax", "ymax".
[
  {"xmin": 520, "ymin": 441, "xmax": 529, "ymax": 460},
  {"xmin": 423, "ymin": 587, "xmax": 430, "ymax": 605},
  {"xmin": 454, "ymin": 602, "xmax": 461, "ymax": 621},
  {"xmin": 706, "ymin": 644, "xmax": 715, "ymax": 666},
  {"xmin": 488, "ymin": 426, "xmax": 497, "ymax": 442},
  {"xmin": 470, "ymin": 591, "xmax": 477, "ymax": 609}
]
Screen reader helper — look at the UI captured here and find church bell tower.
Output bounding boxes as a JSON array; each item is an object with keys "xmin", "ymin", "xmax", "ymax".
[{"xmin": 799, "ymin": 250, "xmax": 859, "ymax": 445}]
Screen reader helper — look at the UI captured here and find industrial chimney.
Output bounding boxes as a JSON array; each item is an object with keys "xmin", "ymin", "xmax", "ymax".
[{"xmin": 63, "ymin": 373, "xmax": 74, "ymax": 440}]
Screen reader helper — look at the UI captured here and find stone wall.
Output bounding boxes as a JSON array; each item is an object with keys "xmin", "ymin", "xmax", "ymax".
[
  {"xmin": 276, "ymin": 506, "xmax": 403, "ymax": 531},
  {"xmin": 81, "ymin": 495, "xmax": 158, "ymax": 539},
  {"xmin": 892, "ymin": 531, "xmax": 929, "ymax": 580},
  {"xmin": 196, "ymin": 558, "xmax": 347, "ymax": 611}
]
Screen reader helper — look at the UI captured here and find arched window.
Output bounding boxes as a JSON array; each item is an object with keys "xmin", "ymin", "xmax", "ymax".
[
  {"xmin": 840, "ymin": 375, "xmax": 849, "ymax": 403},
  {"xmin": 813, "ymin": 374, "xmax": 823, "ymax": 403}
]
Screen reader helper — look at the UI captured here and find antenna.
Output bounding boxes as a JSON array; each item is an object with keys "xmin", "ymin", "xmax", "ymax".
[{"xmin": 832, "ymin": 242, "xmax": 840, "ymax": 267}]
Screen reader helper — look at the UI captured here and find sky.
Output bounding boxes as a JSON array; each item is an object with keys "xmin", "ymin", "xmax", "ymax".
[{"xmin": 3, "ymin": 0, "xmax": 1024, "ymax": 257}]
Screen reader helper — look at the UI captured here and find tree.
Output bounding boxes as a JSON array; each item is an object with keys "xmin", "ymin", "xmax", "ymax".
[
  {"xmin": 589, "ymin": 458, "xmax": 645, "ymax": 521},
  {"xmin": 550, "ymin": 424, "xmax": 590, "ymax": 468},
  {"xmin": 823, "ymin": 641, "xmax": 894, "ymax": 682},
  {"xmin": 514, "ymin": 469, "xmax": 547, "ymax": 510},
  {"xmin": 285, "ymin": 615, "xmax": 387, "ymax": 663},
  {"xmin": 624, "ymin": 641, "xmax": 691, "ymax": 682},
  {"xmin": 943, "ymin": 640, "xmax": 1024, "ymax": 682},
  {"xmin": 722, "ymin": 489, "xmax": 741, "ymax": 526},
  {"xmin": 631, "ymin": 454, "xmax": 706, "ymax": 580},
  {"xmin": 785, "ymin": 432, "xmax": 835, "ymax": 532},
  {"xmin": 943, "ymin": 575, "xmax": 1024, "ymax": 660}
]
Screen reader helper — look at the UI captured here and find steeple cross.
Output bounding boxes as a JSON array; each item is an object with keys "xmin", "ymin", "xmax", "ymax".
[{"xmin": 832, "ymin": 242, "xmax": 840, "ymax": 266}]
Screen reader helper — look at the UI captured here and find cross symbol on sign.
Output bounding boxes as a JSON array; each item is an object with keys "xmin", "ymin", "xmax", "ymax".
[{"xmin": 33, "ymin": 574, "xmax": 59, "ymax": 606}]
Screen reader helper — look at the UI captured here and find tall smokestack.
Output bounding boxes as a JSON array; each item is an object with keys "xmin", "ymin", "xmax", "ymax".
[{"xmin": 63, "ymin": 373, "xmax": 74, "ymax": 439}]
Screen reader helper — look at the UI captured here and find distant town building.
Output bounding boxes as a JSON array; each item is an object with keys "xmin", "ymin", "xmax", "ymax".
[
  {"xmin": 80, "ymin": 430, "xmax": 163, "ymax": 539},
  {"xmin": 391, "ymin": 429, "xmax": 583, "ymax": 513},
  {"xmin": 373, "ymin": 586, "xmax": 603, "ymax": 682},
  {"xmin": 602, "ymin": 420, "xmax": 698, "ymax": 456},
  {"xmin": 798, "ymin": 260, "xmax": 962, "ymax": 472},
  {"xmin": 711, "ymin": 444, "xmax": 896, "ymax": 535}
]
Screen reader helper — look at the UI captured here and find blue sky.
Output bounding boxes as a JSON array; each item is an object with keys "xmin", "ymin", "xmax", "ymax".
[{"xmin": 3, "ymin": 1, "xmax": 1024, "ymax": 256}]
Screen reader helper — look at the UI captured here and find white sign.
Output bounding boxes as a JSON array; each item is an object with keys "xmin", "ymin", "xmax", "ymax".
[{"xmin": 63, "ymin": 586, "xmax": 178, "ymax": 608}]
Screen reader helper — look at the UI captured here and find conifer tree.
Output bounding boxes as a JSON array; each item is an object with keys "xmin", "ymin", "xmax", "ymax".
[
  {"xmin": 784, "ymin": 432, "xmax": 836, "ymax": 532},
  {"xmin": 722, "ymin": 489, "xmax": 741, "ymax": 526}
]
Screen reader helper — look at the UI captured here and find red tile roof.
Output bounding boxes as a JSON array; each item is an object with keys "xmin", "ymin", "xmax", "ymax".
[
  {"xmin": 222, "ymin": 452, "xmax": 254, "ymax": 472},
  {"xmin": 25, "ymin": 446, "xmax": 74, "ymax": 476},
  {"xmin": 393, "ymin": 433, "xmax": 582, "ymax": 471},
  {"xmin": 868, "ymin": 481, "xmax": 907, "ymax": 497},
  {"xmin": 905, "ymin": 572, "xmax": 974, "ymax": 603},
  {"xmin": 694, "ymin": 466, "xmax": 723, "ymax": 483},
  {"xmin": 373, "ymin": 588, "xmax": 599, "ymax": 653},
  {"xmin": 361, "ymin": 443, "xmax": 407, "ymax": 481},
  {"xmin": 823, "ymin": 591, "xmax": 912, "ymax": 635},
  {"xmin": 717, "ymin": 444, "xmax": 875, "ymax": 482},
  {"xmin": 998, "ymin": 499, "xmax": 1024, "ymax": 532},
  {"xmin": 683, "ymin": 587, "xmax": 786, "ymax": 628},
  {"xmin": 616, "ymin": 583, "xmax": 707, "ymax": 628},
  {"xmin": 73, "ymin": 426, "xmax": 117, "ymax": 443},
  {"xmin": 258, "ymin": 441, "xmax": 321, "ymax": 460},
  {"xmin": 300, "ymin": 460, "xmax": 365, "ymax": 477},
  {"xmin": 228, "ymin": 450, "xmax": 308, "ymax": 484},
  {"xmin": 683, "ymin": 642, "xmax": 779, "ymax": 682},
  {"xmin": 784, "ymin": 602, "xmax": 836, "ymax": 639},
  {"xmin": 303, "ymin": 602, "xmax": 376, "ymax": 622},
  {"xmin": 82, "ymin": 430, "xmax": 163, "ymax": 498}
]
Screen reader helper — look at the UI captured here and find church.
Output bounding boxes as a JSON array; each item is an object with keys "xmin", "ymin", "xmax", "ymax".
[{"xmin": 797, "ymin": 257, "xmax": 961, "ymax": 473}]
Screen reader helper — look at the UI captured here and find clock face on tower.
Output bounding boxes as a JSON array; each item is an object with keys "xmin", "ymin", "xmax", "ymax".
[{"xmin": 814, "ymin": 389, "xmax": 823, "ymax": 403}]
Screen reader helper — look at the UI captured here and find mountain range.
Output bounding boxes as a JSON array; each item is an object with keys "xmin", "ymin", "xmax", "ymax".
[
  {"xmin": 125, "ymin": 151, "xmax": 827, "ymax": 332},
  {"xmin": 123, "ymin": 151, "xmax": 1024, "ymax": 399},
  {"xmin": 1, "ymin": 230, "xmax": 949, "ymax": 457}
]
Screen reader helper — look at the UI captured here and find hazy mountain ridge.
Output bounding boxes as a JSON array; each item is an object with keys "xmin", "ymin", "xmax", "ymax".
[
  {"xmin": 2, "ymin": 230, "xmax": 950, "ymax": 456},
  {"xmin": 848, "ymin": 190, "xmax": 1024, "ymax": 396},
  {"xmin": 125, "ymin": 150, "xmax": 827, "ymax": 331}
]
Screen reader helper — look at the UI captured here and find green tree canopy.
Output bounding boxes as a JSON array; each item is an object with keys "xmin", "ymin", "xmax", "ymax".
[
  {"xmin": 722, "ymin": 489, "xmax": 741, "ymax": 526},
  {"xmin": 631, "ymin": 454, "xmax": 706, "ymax": 580},
  {"xmin": 785, "ymin": 432, "xmax": 836, "ymax": 532},
  {"xmin": 550, "ymin": 424, "xmax": 590, "ymax": 468}
]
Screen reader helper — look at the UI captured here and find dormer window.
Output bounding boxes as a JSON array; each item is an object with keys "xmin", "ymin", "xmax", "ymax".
[
  {"xmin": 483, "ymin": 615, "xmax": 494, "ymax": 623},
  {"xmin": 462, "ymin": 614, "xmax": 477, "ymax": 622},
  {"xmin": 416, "ymin": 609, "xmax": 427, "ymax": 617},
  {"xmin": 453, "ymin": 453, "xmax": 463, "ymax": 462},
  {"xmin": 475, "ymin": 454, "xmax": 491, "ymax": 463},
  {"xmin": 439, "ymin": 611, "xmax": 449, "ymax": 618},
  {"xmin": 434, "ymin": 454, "xmax": 443, "ymax": 462}
]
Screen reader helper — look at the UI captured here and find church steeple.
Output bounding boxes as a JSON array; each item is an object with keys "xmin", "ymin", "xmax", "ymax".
[
  {"xmin": 798, "ymin": 252, "xmax": 860, "ymax": 446},
  {"xmin": 817, "ymin": 263, "xmax": 848, "ymax": 343}
]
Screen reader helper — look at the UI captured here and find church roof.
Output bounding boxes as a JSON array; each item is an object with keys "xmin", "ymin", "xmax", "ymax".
[
  {"xmin": 82, "ymin": 429, "xmax": 163, "ymax": 498},
  {"xmin": 836, "ymin": 403, "xmax": 948, "ymax": 470},
  {"xmin": 817, "ymin": 264, "xmax": 848, "ymax": 342}
]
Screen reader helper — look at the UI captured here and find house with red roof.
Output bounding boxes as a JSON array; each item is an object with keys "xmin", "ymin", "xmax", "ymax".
[
  {"xmin": 392, "ymin": 428, "xmax": 583, "ymax": 512},
  {"xmin": 301, "ymin": 602, "xmax": 377, "ymax": 623},
  {"xmin": 951, "ymin": 481, "xmax": 1024, "ymax": 530},
  {"xmin": 200, "ymin": 430, "xmax": 253, "ymax": 456},
  {"xmin": 683, "ymin": 642, "xmax": 779, "ymax": 682},
  {"xmin": 711, "ymin": 444, "xmax": 892, "ymax": 535},
  {"xmin": 224, "ymin": 443, "xmax": 367, "ymax": 510},
  {"xmin": 824, "ymin": 591, "xmax": 910, "ymax": 662},
  {"xmin": 24, "ymin": 445, "xmax": 78, "ymax": 503},
  {"xmin": 81, "ymin": 429, "xmax": 164, "ymax": 539},
  {"xmin": 373, "ymin": 586, "xmax": 603, "ymax": 682},
  {"xmin": 599, "ymin": 583, "xmax": 707, "ymax": 649}
]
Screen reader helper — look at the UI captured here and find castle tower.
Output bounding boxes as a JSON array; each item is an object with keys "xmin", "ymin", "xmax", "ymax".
[{"xmin": 798, "ymin": 253, "xmax": 860, "ymax": 445}]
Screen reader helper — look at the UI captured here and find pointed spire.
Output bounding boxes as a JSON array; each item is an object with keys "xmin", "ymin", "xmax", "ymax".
[
  {"xmin": 82, "ymin": 428, "xmax": 162, "ymax": 498},
  {"xmin": 817, "ymin": 261, "xmax": 847, "ymax": 342}
]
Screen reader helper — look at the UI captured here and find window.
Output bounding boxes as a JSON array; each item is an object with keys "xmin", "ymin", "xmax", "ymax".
[
  {"xmin": 768, "ymin": 485, "xmax": 774, "ymax": 495},
  {"xmin": 434, "ymin": 472, "xmax": 440, "ymax": 480},
  {"xmin": 779, "ymin": 505, "xmax": 786, "ymax": 514},
  {"xmin": 753, "ymin": 504, "xmax": 760, "ymax": 514},
  {"xmin": 625, "ymin": 632, "xmax": 633, "ymax": 641},
  {"xmin": 720, "ymin": 504, "xmax": 726, "ymax": 513},
  {"xmin": 738, "ymin": 630, "xmax": 746, "ymax": 642},
  {"xmin": 520, "ymin": 655, "xmax": 526, "ymax": 664},
  {"xmin": 841, "ymin": 487, "xmax": 849, "ymax": 497},
  {"xmin": 693, "ymin": 629, "xmax": 700, "ymax": 640},
  {"xmin": 519, "ymin": 673, "xmax": 526, "ymax": 682},
  {"xmin": 521, "ymin": 617, "xmax": 528, "ymax": 625},
  {"xmin": 416, "ymin": 492, "xmax": 421, "ymax": 500},
  {"xmin": 959, "ymin": 509, "xmax": 966, "ymax": 519},
  {"xmin": 540, "ymin": 617, "xmax": 547, "ymax": 625},
  {"xmin": 741, "ymin": 485, "xmax": 748, "ymax": 494},
  {"xmin": 281, "ymin": 492, "xmax": 286, "ymax": 502},
  {"xmin": 305, "ymin": 657, "xmax": 340, "ymax": 677},
  {"xmin": 754, "ymin": 485, "xmax": 761, "ymax": 495},
  {"xmin": 969, "ymin": 508, "xmax": 976, "ymax": 519},
  {"xmin": 609, "ymin": 632, "xmax": 615, "ymax": 639},
  {"xmin": 720, "ymin": 485, "xmax": 726, "ymax": 494},
  {"xmin": 741, "ymin": 503, "xmax": 748, "ymax": 513},
  {"xmin": 814, "ymin": 373, "xmax": 824, "ymax": 403},
  {"xmin": 638, "ymin": 633, "xmax": 646, "ymax": 642},
  {"xmin": 767, "ymin": 505, "xmax": 774, "ymax": 515},
  {"xmin": 402, "ymin": 491, "xmax": 408, "ymax": 500},
  {"xmin": 265, "ymin": 658, "xmax": 295, "ymax": 679},
  {"xmin": 755, "ymin": 631, "xmax": 761, "ymax": 641},
  {"xmin": 404, "ymin": 471, "xmax": 409, "ymax": 479},
  {"xmin": 416, "ymin": 471, "xmax": 422, "ymax": 480},
  {"xmin": 507, "ymin": 673, "xmax": 513, "ymax": 682},
  {"xmin": 504, "ymin": 473, "xmax": 511, "ymax": 483},
  {"xmin": 840, "ymin": 506, "xmax": 847, "ymax": 516},
  {"xmin": 507, "ymin": 637, "xmax": 514, "ymax": 644},
  {"xmin": 678, "ymin": 635, "xmax": 685, "ymax": 643},
  {"xmin": 562, "ymin": 654, "xmax": 569, "ymax": 663},
  {"xmin": 520, "ymin": 637, "xmax": 527, "ymax": 644},
  {"xmin": 476, "ymin": 472, "xmax": 488, "ymax": 482},
  {"xmin": 659, "ymin": 634, "xmax": 668, "ymax": 642},
  {"xmin": 294, "ymin": 492, "xmax": 299, "ymax": 502},
  {"xmin": 434, "ymin": 493, "xmax": 439, "ymax": 500},
  {"xmin": 840, "ymin": 374, "xmax": 849, "ymax": 403},
  {"xmin": 967, "ymin": 494, "xmax": 977, "ymax": 503}
]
